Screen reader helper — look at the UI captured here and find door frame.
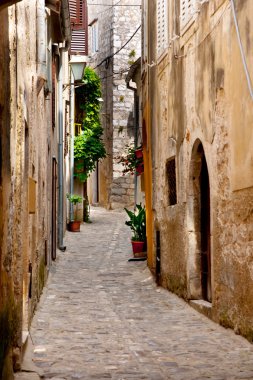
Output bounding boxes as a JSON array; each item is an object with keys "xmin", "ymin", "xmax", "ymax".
[{"xmin": 187, "ymin": 139, "xmax": 212, "ymax": 302}]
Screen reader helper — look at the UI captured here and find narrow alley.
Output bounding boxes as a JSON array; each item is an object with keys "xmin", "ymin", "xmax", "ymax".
[{"xmin": 16, "ymin": 208, "xmax": 253, "ymax": 380}]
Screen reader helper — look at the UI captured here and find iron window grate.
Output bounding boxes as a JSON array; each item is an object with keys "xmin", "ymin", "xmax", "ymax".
[{"xmin": 167, "ymin": 158, "xmax": 177, "ymax": 206}]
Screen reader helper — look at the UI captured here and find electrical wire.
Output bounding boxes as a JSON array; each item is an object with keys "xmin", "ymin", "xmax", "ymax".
[
  {"xmin": 88, "ymin": 3, "xmax": 141, "ymax": 6},
  {"xmin": 175, "ymin": 3, "xmax": 230, "ymax": 60},
  {"xmin": 89, "ymin": 0, "xmax": 121, "ymax": 16},
  {"xmin": 100, "ymin": 68, "xmax": 129, "ymax": 81},
  {"xmin": 95, "ymin": 25, "xmax": 141, "ymax": 69},
  {"xmin": 175, "ymin": 1, "xmax": 253, "ymax": 101},
  {"xmin": 230, "ymin": 0, "xmax": 253, "ymax": 100}
]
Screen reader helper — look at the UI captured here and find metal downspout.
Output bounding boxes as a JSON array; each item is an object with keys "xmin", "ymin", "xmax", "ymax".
[
  {"xmin": 69, "ymin": 71, "xmax": 75, "ymax": 220},
  {"xmin": 37, "ymin": 0, "xmax": 46, "ymax": 78},
  {"xmin": 58, "ymin": 50, "xmax": 66, "ymax": 251},
  {"xmin": 127, "ymin": 82, "xmax": 138, "ymax": 208},
  {"xmin": 60, "ymin": 0, "xmax": 72, "ymax": 51}
]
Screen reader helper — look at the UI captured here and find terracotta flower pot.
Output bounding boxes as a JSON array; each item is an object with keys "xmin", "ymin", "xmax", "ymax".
[
  {"xmin": 136, "ymin": 163, "xmax": 144, "ymax": 176},
  {"xmin": 135, "ymin": 148, "xmax": 143, "ymax": 159},
  {"xmin": 131, "ymin": 240, "xmax": 145, "ymax": 254},
  {"xmin": 69, "ymin": 221, "xmax": 81, "ymax": 232}
]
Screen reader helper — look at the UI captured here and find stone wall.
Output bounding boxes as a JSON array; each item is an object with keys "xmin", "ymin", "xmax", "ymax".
[
  {"xmin": 88, "ymin": 0, "xmax": 141, "ymax": 209},
  {"xmin": 145, "ymin": 0, "xmax": 253, "ymax": 340}
]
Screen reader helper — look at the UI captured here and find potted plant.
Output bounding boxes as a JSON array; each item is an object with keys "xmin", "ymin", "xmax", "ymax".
[
  {"xmin": 135, "ymin": 145, "xmax": 143, "ymax": 159},
  {"xmin": 66, "ymin": 193, "xmax": 83, "ymax": 232},
  {"xmin": 124, "ymin": 203, "xmax": 146, "ymax": 257},
  {"xmin": 116, "ymin": 145, "xmax": 144, "ymax": 176}
]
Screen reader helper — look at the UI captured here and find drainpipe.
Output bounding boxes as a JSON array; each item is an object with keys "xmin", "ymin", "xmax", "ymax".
[
  {"xmin": 69, "ymin": 71, "xmax": 75, "ymax": 221},
  {"xmin": 58, "ymin": 49, "xmax": 66, "ymax": 251},
  {"xmin": 56, "ymin": 0, "xmax": 71, "ymax": 244},
  {"xmin": 127, "ymin": 81, "xmax": 138, "ymax": 208},
  {"xmin": 37, "ymin": 0, "xmax": 46, "ymax": 79},
  {"xmin": 60, "ymin": 0, "xmax": 72, "ymax": 51}
]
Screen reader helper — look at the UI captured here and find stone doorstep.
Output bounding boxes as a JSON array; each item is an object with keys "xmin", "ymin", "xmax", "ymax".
[
  {"xmin": 22, "ymin": 330, "xmax": 29, "ymax": 348},
  {"xmin": 189, "ymin": 299, "xmax": 213, "ymax": 320},
  {"xmin": 14, "ymin": 335, "xmax": 44, "ymax": 380}
]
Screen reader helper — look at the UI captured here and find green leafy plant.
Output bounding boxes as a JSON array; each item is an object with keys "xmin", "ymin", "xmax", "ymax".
[
  {"xmin": 128, "ymin": 50, "xmax": 136, "ymax": 66},
  {"xmin": 74, "ymin": 67, "xmax": 106, "ymax": 182},
  {"xmin": 124, "ymin": 203, "xmax": 146, "ymax": 242},
  {"xmin": 83, "ymin": 196, "xmax": 91, "ymax": 223},
  {"xmin": 116, "ymin": 144, "xmax": 143, "ymax": 175},
  {"xmin": 129, "ymin": 49, "xmax": 136, "ymax": 58},
  {"xmin": 66, "ymin": 193, "xmax": 83, "ymax": 221},
  {"xmin": 118, "ymin": 126, "xmax": 124, "ymax": 135}
]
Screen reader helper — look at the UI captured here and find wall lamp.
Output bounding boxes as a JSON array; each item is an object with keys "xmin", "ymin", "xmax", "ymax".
[{"xmin": 63, "ymin": 55, "xmax": 90, "ymax": 90}]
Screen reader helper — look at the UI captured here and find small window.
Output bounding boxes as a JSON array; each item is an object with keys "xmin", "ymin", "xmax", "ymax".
[
  {"xmin": 157, "ymin": 0, "xmax": 168, "ymax": 57},
  {"xmin": 74, "ymin": 123, "xmax": 82, "ymax": 136},
  {"xmin": 0, "ymin": 136, "xmax": 2, "ymax": 188},
  {"xmin": 156, "ymin": 230, "xmax": 161, "ymax": 283},
  {"xmin": 91, "ymin": 21, "xmax": 99, "ymax": 53},
  {"xmin": 166, "ymin": 158, "xmax": 177, "ymax": 206}
]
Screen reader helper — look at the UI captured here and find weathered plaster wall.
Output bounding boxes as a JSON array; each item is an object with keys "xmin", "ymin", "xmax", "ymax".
[
  {"xmin": 88, "ymin": 0, "xmax": 141, "ymax": 209},
  {"xmin": 0, "ymin": 1, "xmax": 60, "ymax": 376},
  {"xmin": 0, "ymin": 6, "xmax": 16, "ymax": 378},
  {"xmin": 149, "ymin": 0, "xmax": 253, "ymax": 339}
]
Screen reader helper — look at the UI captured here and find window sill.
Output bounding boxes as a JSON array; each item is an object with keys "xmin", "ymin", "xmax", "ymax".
[
  {"xmin": 210, "ymin": 0, "xmax": 227, "ymax": 15},
  {"xmin": 180, "ymin": 17, "xmax": 198, "ymax": 49}
]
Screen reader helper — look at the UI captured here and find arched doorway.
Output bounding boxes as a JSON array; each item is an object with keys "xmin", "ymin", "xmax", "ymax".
[{"xmin": 187, "ymin": 140, "xmax": 212, "ymax": 302}]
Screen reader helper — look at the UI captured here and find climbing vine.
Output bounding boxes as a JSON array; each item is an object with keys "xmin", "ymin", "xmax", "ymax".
[{"xmin": 74, "ymin": 67, "xmax": 106, "ymax": 182}]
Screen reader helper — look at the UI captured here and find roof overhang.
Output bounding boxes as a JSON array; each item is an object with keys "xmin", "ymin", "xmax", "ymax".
[
  {"xmin": 0, "ymin": 0, "xmax": 22, "ymax": 10},
  {"xmin": 126, "ymin": 57, "xmax": 141, "ymax": 85},
  {"xmin": 45, "ymin": 0, "xmax": 60, "ymax": 13},
  {"xmin": 46, "ymin": 0, "xmax": 71, "ymax": 50}
]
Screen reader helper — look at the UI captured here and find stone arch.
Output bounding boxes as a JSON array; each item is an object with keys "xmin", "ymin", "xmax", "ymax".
[{"xmin": 187, "ymin": 139, "xmax": 212, "ymax": 302}]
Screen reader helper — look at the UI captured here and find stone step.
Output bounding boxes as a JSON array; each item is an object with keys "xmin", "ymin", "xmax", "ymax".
[{"xmin": 189, "ymin": 299, "xmax": 213, "ymax": 319}]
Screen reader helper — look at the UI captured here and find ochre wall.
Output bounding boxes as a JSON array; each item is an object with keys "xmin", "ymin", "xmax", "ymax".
[{"xmin": 146, "ymin": 0, "xmax": 253, "ymax": 340}]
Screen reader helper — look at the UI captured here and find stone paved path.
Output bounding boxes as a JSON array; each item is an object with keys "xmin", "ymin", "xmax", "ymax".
[{"xmin": 16, "ymin": 208, "xmax": 253, "ymax": 380}]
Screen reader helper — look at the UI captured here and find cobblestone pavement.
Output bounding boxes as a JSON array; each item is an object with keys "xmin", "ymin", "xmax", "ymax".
[{"xmin": 17, "ymin": 208, "xmax": 253, "ymax": 380}]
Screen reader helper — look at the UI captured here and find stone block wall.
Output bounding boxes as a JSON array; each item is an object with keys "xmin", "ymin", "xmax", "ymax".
[{"xmin": 88, "ymin": 0, "xmax": 141, "ymax": 209}]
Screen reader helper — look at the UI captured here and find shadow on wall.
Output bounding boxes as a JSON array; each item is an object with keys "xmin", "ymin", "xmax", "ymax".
[
  {"xmin": 127, "ymin": 111, "xmax": 135, "ymax": 138},
  {"xmin": 110, "ymin": 175, "xmax": 134, "ymax": 208},
  {"xmin": 0, "ymin": 9, "xmax": 16, "ymax": 378}
]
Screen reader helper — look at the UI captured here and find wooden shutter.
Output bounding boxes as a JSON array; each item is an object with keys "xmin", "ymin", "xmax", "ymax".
[
  {"xmin": 52, "ymin": 56, "xmax": 56, "ymax": 129},
  {"xmin": 69, "ymin": 0, "xmax": 88, "ymax": 55},
  {"xmin": 180, "ymin": 0, "xmax": 195, "ymax": 29},
  {"xmin": 157, "ymin": 0, "xmax": 168, "ymax": 57},
  {"xmin": 70, "ymin": 0, "xmax": 84, "ymax": 29}
]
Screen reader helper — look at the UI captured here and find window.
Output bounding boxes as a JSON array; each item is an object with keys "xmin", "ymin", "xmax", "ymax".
[
  {"xmin": 74, "ymin": 123, "xmax": 82, "ymax": 136},
  {"xmin": 156, "ymin": 231, "xmax": 161, "ymax": 283},
  {"xmin": 91, "ymin": 20, "xmax": 99, "ymax": 53},
  {"xmin": 157, "ymin": 0, "xmax": 168, "ymax": 57},
  {"xmin": 51, "ymin": 55, "xmax": 57, "ymax": 129},
  {"xmin": 166, "ymin": 157, "xmax": 177, "ymax": 206},
  {"xmin": 69, "ymin": 0, "xmax": 88, "ymax": 55},
  {"xmin": 69, "ymin": 0, "xmax": 85, "ymax": 28},
  {"xmin": 0, "ymin": 136, "xmax": 2, "ymax": 188},
  {"xmin": 180, "ymin": 0, "xmax": 196, "ymax": 29}
]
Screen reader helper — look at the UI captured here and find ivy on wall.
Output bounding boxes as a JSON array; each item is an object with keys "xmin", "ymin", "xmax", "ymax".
[{"xmin": 74, "ymin": 67, "xmax": 106, "ymax": 182}]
